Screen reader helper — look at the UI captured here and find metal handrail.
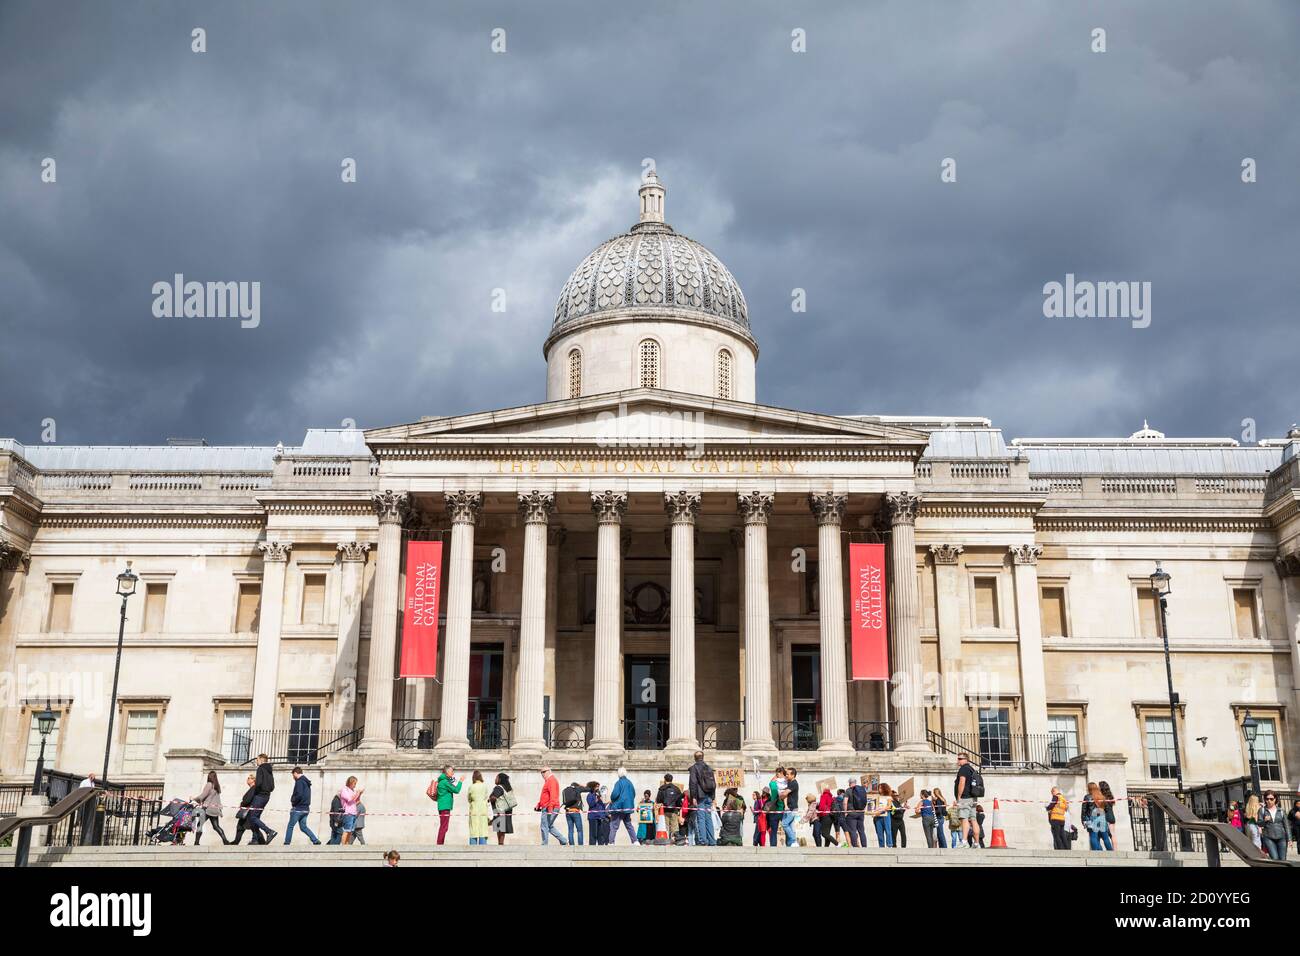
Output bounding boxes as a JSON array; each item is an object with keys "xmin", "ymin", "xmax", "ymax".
[
  {"xmin": 0, "ymin": 786, "xmax": 101, "ymax": 852},
  {"xmin": 926, "ymin": 729, "xmax": 982, "ymax": 766},
  {"xmin": 1143, "ymin": 791, "xmax": 1296, "ymax": 868}
]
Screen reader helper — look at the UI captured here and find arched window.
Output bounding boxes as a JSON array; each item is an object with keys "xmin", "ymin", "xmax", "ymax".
[
  {"xmin": 567, "ymin": 348, "xmax": 582, "ymax": 398},
  {"xmin": 717, "ymin": 348, "xmax": 733, "ymax": 399},
  {"xmin": 638, "ymin": 339, "xmax": 660, "ymax": 388}
]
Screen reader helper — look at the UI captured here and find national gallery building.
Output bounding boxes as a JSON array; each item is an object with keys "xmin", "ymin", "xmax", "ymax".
[{"xmin": 1, "ymin": 174, "xmax": 1296, "ymax": 839}]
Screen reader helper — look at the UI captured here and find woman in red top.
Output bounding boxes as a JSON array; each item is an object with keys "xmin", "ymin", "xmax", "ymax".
[
  {"xmin": 753, "ymin": 791, "xmax": 768, "ymax": 846},
  {"xmin": 816, "ymin": 785, "xmax": 838, "ymax": 847}
]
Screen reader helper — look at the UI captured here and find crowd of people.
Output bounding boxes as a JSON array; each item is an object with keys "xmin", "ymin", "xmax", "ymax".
[{"xmin": 174, "ymin": 751, "xmax": 1300, "ymax": 858}]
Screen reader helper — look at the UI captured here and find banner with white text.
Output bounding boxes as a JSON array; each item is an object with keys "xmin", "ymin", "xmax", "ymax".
[
  {"xmin": 400, "ymin": 540, "xmax": 442, "ymax": 677},
  {"xmin": 849, "ymin": 542, "xmax": 889, "ymax": 680}
]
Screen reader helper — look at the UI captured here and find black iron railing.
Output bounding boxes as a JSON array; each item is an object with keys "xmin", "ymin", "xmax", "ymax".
[
  {"xmin": 544, "ymin": 719, "xmax": 592, "ymax": 750},
  {"xmin": 394, "ymin": 718, "xmax": 440, "ymax": 749},
  {"xmin": 623, "ymin": 718, "xmax": 668, "ymax": 751},
  {"xmin": 774, "ymin": 720, "xmax": 820, "ymax": 752},
  {"xmin": 926, "ymin": 731, "xmax": 1062, "ymax": 770},
  {"xmin": 1184, "ymin": 777, "xmax": 1300, "ymax": 822},
  {"xmin": 0, "ymin": 785, "xmax": 31, "ymax": 817},
  {"xmin": 469, "ymin": 718, "xmax": 513, "ymax": 750},
  {"xmin": 233, "ymin": 727, "xmax": 362, "ymax": 765},
  {"xmin": 697, "ymin": 719, "xmax": 743, "ymax": 750},
  {"xmin": 850, "ymin": 720, "xmax": 896, "ymax": 751}
]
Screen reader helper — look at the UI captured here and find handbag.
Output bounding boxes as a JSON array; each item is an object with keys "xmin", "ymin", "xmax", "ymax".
[{"xmin": 1068, "ymin": 825, "xmax": 1078, "ymax": 842}]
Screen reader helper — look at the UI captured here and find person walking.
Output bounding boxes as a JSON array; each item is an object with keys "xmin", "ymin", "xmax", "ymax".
[
  {"xmin": 1046, "ymin": 787, "xmax": 1070, "ymax": 850},
  {"xmin": 719, "ymin": 788, "xmax": 746, "ymax": 846},
  {"xmin": 586, "ymin": 780, "xmax": 609, "ymax": 846},
  {"xmin": 845, "ymin": 776, "xmax": 868, "ymax": 848},
  {"xmin": 338, "ymin": 776, "xmax": 363, "ymax": 846},
  {"xmin": 562, "ymin": 780, "xmax": 586, "ymax": 846},
  {"xmin": 953, "ymin": 754, "xmax": 982, "ymax": 848},
  {"xmin": 489, "ymin": 772, "xmax": 516, "ymax": 845},
  {"xmin": 780, "ymin": 767, "xmax": 800, "ymax": 847},
  {"xmin": 831, "ymin": 789, "xmax": 846, "ymax": 845},
  {"xmin": 637, "ymin": 790, "xmax": 655, "ymax": 844},
  {"xmin": 245, "ymin": 754, "xmax": 277, "ymax": 844},
  {"xmin": 608, "ymin": 768, "xmax": 638, "ymax": 844},
  {"xmin": 1243, "ymin": 794, "xmax": 1263, "ymax": 852},
  {"xmin": 537, "ymin": 767, "xmax": 567, "ymax": 846},
  {"xmin": 917, "ymin": 789, "xmax": 936, "ymax": 849},
  {"xmin": 871, "ymin": 783, "xmax": 894, "ymax": 848},
  {"xmin": 1085, "ymin": 782, "xmax": 1113, "ymax": 851},
  {"xmin": 931, "ymin": 787, "xmax": 949, "ymax": 849},
  {"xmin": 688, "ymin": 751, "xmax": 718, "ymax": 846},
  {"xmin": 284, "ymin": 766, "xmax": 321, "ymax": 845},
  {"xmin": 326, "ymin": 790, "xmax": 344, "ymax": 845},
  {"xmin": 802, "ymin": 793, "xmax": 820, "ymax": 845},
  {"xmin": 192, "ymin": 771, "xmax": 228, "ymax": 845},
  {"xmin": 1259, "ymin": 791, "xmax": 1288, "ymax": 860},
  {"xmin": 353, "ymin": 799, "xmax": 367, "ymax": 845},
  {"xmin": 468, "ymin": 770, "xmax": 490, "ymax": 846},
  {"xmin": 816, "ymin": 783, "xmax": 837, "ymax": 847},
  {"xmin": 428, "ymin": 764, "xmax": 463, "ymax": 846},
  {"xmin": 656, "ymin": 774, "xmax": 684, "ymax": 845}
]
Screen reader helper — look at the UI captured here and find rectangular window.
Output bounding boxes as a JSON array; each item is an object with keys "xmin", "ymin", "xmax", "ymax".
[
  {"xmin": 974, "ymin": 577, "xmax": 999, "ymax": 628},
  {"xmin": 1145, "ymin": 715, "xmax": 1178, "ymax": 778},
  {"xmin": 222, "ymin": 709, "xmax": 252, "ymax": 764},
  {"xmin": 1252, "ymin": 718, "xmax": 1281, "ymax": 781},
  {"xmin": 24, "ymin": 712, "xmax": 60, "ymax": 775},
  {"xmin": 301, "ymin": 574, "xmax": 326, "ymax": 625},
  {"xmin": 978, "ymin": 707, "xmax": 1011, "ymax": 766},
  {"xmin": 1047, "ymin": 714, "xmax": 1079, "ymax": 766},
  {"xmin": 287, "ymin": 704, "xmax": 321, "ymax": 764},
  {"xmin": 143, "ymin": 583, "xmax": 168, "ymax": 632},
  {"xmin": 1137, "ymin": 588, "xmax": 1160, "ymax": 638},
  {"xmin": 47, "ymin": 583, "xmax": 73, "ymax": 632},
  {"xmin": 121, "ymin": 709, "xmax": 159, "ymax": 774},
  {"xmin": 235, "ymin": 583, "xmax": 261, "ymax": 632},
  {"xmin": 1040, "ymin": 586, "xmax": 1067, "ymax": 637},
  {"xmin": 1233, "ymin": 588, "xmax": 1259, "ymax": 639}
]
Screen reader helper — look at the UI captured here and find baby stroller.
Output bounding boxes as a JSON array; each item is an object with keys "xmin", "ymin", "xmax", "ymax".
[{"xmin": 147, "ymin": 798, "xmax": 198, "ymax": 845}]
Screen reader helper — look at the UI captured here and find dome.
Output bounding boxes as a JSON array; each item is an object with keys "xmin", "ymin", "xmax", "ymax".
[{"xmin": 550, "ymin": 172, "xmax": 750, "ymax": 337}]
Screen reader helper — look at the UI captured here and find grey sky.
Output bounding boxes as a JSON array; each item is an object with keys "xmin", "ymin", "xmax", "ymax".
[{"xmin": 2, "ymin": 0, "xmax": 1297, "ymax": 446}]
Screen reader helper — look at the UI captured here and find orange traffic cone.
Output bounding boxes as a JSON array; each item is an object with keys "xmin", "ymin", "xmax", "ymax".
[
  {"xmin": 988, "ymin": 798, "xmax": 1008, "ymax": 848},
  {"xmin": 654, "ymin": 808, "xmax": 669, "ymax": 845}
]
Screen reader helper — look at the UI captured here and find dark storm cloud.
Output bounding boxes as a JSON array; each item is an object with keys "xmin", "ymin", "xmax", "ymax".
[{"xmin": 1, "ymin": 0, "xmax": 1298, "ymax": 446}]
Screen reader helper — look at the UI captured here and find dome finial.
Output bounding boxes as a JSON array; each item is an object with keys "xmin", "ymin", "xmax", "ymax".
[{"xmin": 638, "ymin": 168, "xmax": 665, "ymax": 225}]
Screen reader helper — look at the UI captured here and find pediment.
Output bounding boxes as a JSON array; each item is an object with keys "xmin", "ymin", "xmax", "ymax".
[{"xmin": 365, "ymin": 388, "xmax": 927, "ymax": 450}]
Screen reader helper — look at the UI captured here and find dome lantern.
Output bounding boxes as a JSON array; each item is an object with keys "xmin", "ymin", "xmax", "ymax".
[{"xmin": 637, "ymin": 169, "xmax": 667, "ymax": 227}]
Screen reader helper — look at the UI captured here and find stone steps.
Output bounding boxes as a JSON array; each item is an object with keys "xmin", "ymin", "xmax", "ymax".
[{"xmin": 0, "ymin": 844, "xmax": 1228, "ymax": 867}]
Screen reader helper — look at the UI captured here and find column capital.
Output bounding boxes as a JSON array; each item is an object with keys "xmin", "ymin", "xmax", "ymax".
[
  {"xmin": 0, "ymin": 541, "xmax": 31, "ymax": 572},
  {"xmin": 372, "ymin": 489, "xmax": 411, "ymax": 525},
  {"xmin": 737, "ymin": 491, "xmax": 774, "ymax": 526},
  {"xmin": 258, "ymin": 540, "xmax": 292, "ymax": 562},
  {"xmin": 930, "ymin": 543, "xmax": 964, "ymax": 565},
  {"xmin": 591, "ymin": 490, "xmax": 628, "ymax": 524},
  {"xmin": 808, "ymin": 492, "xmax": 846, "ymax": 527},
  {"xmin": 337, "ymin": 541, "xmax": 370, "ymax": 562},
  {"xmin": 664, "ymin": 491, "xmax": 701, "ymax": 524},
  {"xmin": 517, "ymin": 490, "xmax": 555, "ymax": 524},
  {"xmin": 1276, "ymin": 552, "xmax": 1300, "ymax": 578},
  {"xmin": 444, "ymin": 490, "xmax": 483, "ymax": 526},
  {"xmin": 885, "ymin": 491, "xmax": 922, "ymax": 526},
  {"xmin": 1010, "ymin": 543, "xmax": 1043, "ymax": 565}
]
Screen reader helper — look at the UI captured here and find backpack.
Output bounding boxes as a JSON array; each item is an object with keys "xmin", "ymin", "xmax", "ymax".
[
  {"xmin": 562, "ymin": 784, "xmax": 583, "ymax": 809},
  {"xmin": 660, "ymin": 784, "xmax": 682, "ymax": 811},
  {"xmin": 697, "ymin": 764, "xmax": 716, "ymax": 796},
  {"xmin": 849, "ymin": 784, "xmax": 868, "ymax": 811},
  {"xmin": 967, "ymin": 767, "xmax": 985, "ymax": 799}
]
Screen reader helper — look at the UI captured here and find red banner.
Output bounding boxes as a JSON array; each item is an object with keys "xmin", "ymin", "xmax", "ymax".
[
  {"xmin": 400, "ymin": 541, "xmax": 442, "ymax": 678},
  {"xmin": 848, "ymin": 543, "xmax": 889, "ymax": 680}
]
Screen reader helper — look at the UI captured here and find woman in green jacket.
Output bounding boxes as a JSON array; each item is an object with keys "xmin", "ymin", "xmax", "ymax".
[{"xmin": 430, "ymin": 764, "xmax": 463, "ymax": 846}]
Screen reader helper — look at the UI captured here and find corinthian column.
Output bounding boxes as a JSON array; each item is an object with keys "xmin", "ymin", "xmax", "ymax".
[
  {"xmin": 513, "ymin": 491, "xmax": 554, "ymax": 753},
  {"xmin": 886, "ymin": 491, "xmax": 927, "ymax": 751},
  {"xmin": 1010, "ymin": 544, "xmax": 1049, "ymax": 737},
  {"xmin": 251, "ymin": 540, "xmax": 291, "ymax": 730},
  {"xmin": 809, "ymin": 493, "xmax": 852, "ymax": 754},
  {"xmin": 359, "ymin": 491, "xmax": 407, "ymax": 749},
  {"xmin": 0, "ymin": 544, "xmax": 32, "ymax": 758},
  {"xmin": 737, "ymin": 493, "xmax": 776, "ymax": 755},
  {"xmin": 436, "ymin": 491, "xmax": 481, "ymax": 752},
  {"xmin": 664, "ymin": 491, "xmax": 701, "ymax": 755},
  {"xmin": 590, "ymin": 491, "xmax": 628, "ymax": 753}
]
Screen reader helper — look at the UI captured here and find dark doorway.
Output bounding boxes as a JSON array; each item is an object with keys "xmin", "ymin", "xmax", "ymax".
[{"xmin": 624, "ymin": 655, "xmax": 669, "ymax": 750}]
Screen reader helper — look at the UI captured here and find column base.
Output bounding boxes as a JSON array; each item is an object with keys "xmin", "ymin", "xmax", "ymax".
[
  {"xmin": 893, "ymin": 739, "xmax": 935, "ymax": 754},
  {"xmin": 355, "ymin": 736, "xmax": 396, "ymax": 752},
  {"xmin": 510, "ymin": 738, "xmax": 547, "ymax": 757},
  {"xmin": 741, "ymin": 741, "xmax": 779, "ymax": 763},
  {"xmin": 587, "ymin": 740, "xmax": 626, "ymax": 760},
  {"xmin": 817, "ymin": 738, "xmax": 856, "ymax": 758},
  {"xmin": 663, "ymin": 738, "xmax": 699, "ymax": 761},
  {"xmin": 434, "ymin": 737, "xmax": 471, "ymax": 756}
]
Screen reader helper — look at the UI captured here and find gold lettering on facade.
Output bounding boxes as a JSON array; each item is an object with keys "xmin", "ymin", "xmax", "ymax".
[{"xmin": 492, "ymin": 457, "xmax": 796, "ymax": 475}]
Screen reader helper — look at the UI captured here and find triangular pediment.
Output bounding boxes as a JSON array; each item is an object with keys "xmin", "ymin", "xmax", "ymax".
[{"xmin": 365, "ymin": 388, "xmax": 927, "ymax": 450}]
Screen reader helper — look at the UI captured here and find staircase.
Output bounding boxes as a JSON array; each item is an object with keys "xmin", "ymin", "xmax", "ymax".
[{"xmin": 0, "ymin": 844, "xmax": 1236, "ymax": 867}]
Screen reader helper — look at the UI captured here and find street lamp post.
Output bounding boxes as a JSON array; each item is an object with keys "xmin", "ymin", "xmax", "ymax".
[
  {"xmin": 13, "ymin": 703, "xmax": 57, "ymax": 868},
  {"xmin": 1241, "ymin": 712, "xmax": 1262, "ymax": 798},
  {"xmin": 101, "ymin": 562, "xmax": 138, "ymax": 785},
  {"xmin": 1150, "ymin": 562, "xmax": 1191, "ymax": 851}
]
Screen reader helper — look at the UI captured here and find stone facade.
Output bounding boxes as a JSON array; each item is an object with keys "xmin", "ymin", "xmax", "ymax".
[{"xmin": 2, "ymin": 176, "xmax": 1297, "ymax": 824}]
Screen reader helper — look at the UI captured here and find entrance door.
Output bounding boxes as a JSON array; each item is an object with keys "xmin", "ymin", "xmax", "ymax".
[
  {"xmin": 468, "ymin": 643, "xmax": 504, "ymax": 747},
  {"xmin": 624, "ymin": 655, "xmax": 669, "ymax": 750},
  {"xmin": 789, "ymin": 646, "xmax": 821, "ymax": 750}
]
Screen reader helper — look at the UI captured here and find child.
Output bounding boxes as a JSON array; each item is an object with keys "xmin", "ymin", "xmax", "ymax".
[
  {"xmin": 637, "ymin": 789, "xmax": 655, "ymax": 843},
  {"xmin": 383, "ymin": 849, "xmax": 400, "ymax": 867}
]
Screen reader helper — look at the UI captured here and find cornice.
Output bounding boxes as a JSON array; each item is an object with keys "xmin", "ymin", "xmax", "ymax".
[
  {"xmin": 919, "ymin": 502, "xmax": 1039, "ymax": 520},
  {"xmin": 372, "ymin": 443, "xmax": 921, "ymax": 462},
  {"xmin": 1035, "ymin": 515, "xmax": 1270, "ymax": 533},
  {"xmin": 37, "ymin": 514, "xmax": 266, "ymax": 529}
]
